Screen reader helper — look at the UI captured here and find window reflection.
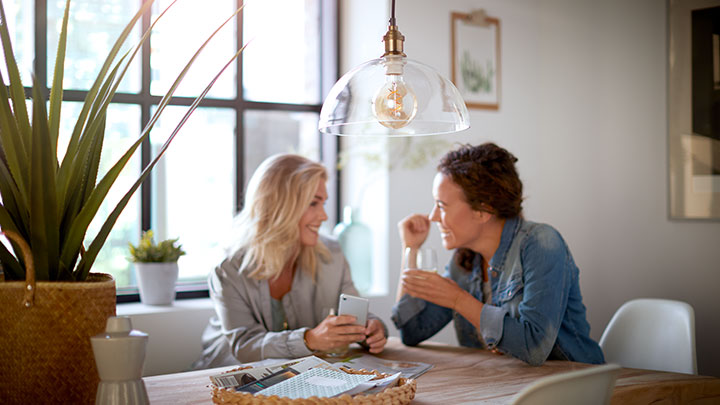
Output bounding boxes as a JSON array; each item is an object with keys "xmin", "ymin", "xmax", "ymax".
[
  {"xmin": 1, "ymin": 0, "xmax": 33, "ymax": 86},
  {"xmin": 150, "ymin": 106, "xmax": 236, "ymax": 283},
  {"xmin": 150, "ymin": 0, "xmax": 236, "ymax": 99},
  {"xmin": 243, "ymin": 110, "xmax": 321, "ymax": 190},
  {"xmin": 47, "ymin": 0, "xmax": 140, "ymax": 92},
  {"xmin": 242, "ymin": 0, "xmax": 321, "ymax": 104}
]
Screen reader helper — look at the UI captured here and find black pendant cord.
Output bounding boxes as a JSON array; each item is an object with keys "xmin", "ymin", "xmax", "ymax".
[{"xmin": 390, "ymin": 0, "xmax": 396, "ymax": 26}]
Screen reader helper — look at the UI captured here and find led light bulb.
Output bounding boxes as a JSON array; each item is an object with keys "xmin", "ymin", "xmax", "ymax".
[{"xmin": 372, "ymin": 58, "xmax": 417, "ymax": 129}]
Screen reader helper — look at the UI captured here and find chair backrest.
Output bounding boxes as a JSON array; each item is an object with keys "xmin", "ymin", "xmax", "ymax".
[
  {"xmin": 599, "ymin": 298, "xmax": 697, "ymax": 374},
  {"xmin": 511, "ymin": 364, "xmax": 622, "ymax": 405}
]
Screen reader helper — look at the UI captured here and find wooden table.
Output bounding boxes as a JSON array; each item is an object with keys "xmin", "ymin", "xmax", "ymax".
[{"xmin": 144, "ymin": 337, "xmax": 720, "ymax": 404}]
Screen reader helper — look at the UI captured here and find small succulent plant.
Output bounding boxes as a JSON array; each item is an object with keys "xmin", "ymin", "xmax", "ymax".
[{"xmin": 128, "ymin": 230, "xmax": 185, "ymax": 263}]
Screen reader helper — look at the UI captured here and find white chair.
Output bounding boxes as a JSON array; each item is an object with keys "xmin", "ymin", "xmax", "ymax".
[
  {"xmin": 512, "ymin": 364, "xmax": 622, "ymax": 405},
  {"xmin": 599, "ymin": 298, "xmax": 697, "ymax": 374}
]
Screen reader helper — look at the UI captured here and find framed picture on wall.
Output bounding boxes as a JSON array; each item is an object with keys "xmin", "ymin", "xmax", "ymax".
[
  {"xmin": 668, "ymin": 0, "xmax": 720, "ymax": 219},
  {"xmin": 450, "ymin": 10, "xmax": 501, "ymax": 110}
]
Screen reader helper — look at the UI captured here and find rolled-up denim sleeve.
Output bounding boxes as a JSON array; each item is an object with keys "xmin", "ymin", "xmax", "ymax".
[
  {"xmin": 391, "ymin": 294, "xmax": 428, "ymax": 326},
  {"xmin": 479, "ymin": 304, "xmax": 508, "ymax": 347},
  {"xmin": 392, "ymin": 295, "xmax": 453, "ymax": 346},
  {"xmin": 489, "ymin": 226, "xmax": 571, "ymax": 366}
]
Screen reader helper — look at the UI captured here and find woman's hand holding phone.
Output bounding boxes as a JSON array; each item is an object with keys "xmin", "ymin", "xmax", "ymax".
[
  {"xmin": 338, "ymin": 294, "xmax": 386, "ymax": 354},
  {"xmin": 304, "ymin": 310, "xmax": 365, "ymax": 355},
  {"xmin": 363, "ymin": 319, "xmax": 387, "ymax": 353}
]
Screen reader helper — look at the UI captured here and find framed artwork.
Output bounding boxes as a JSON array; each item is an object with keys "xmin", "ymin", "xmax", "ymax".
[
  {"xmin": 668, "ymin": 0, "xmax": 720, "ymax": 219},
  {"xmin": 450, "ymin": 10, "xmax": 501, "ymax": 110}
]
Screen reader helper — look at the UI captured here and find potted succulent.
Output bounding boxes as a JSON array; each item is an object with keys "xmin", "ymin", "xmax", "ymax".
[
  {"xmin": 0, "ymin": 0, "xmax": 244, "ymax": 402},
  {"xmin": 128, "ymin": 230, "xmax": 186, "ymax": 305}
]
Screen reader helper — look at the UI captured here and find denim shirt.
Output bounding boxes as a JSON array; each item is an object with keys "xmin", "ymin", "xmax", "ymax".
[{"xmin": 391, "ymin": 217, "xmax": 605, "ymax": 366}]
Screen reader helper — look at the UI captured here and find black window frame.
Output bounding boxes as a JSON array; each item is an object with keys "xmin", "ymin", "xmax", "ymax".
[{"xmin": 21, "ymin": 0, "xmax": 339, "ymax": 303}]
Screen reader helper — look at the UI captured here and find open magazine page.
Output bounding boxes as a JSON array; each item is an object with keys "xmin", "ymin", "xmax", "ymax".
[
  {"xmin": 257, "ymin": 368, "xmax": 375, "ymax": 399},
  {"xmin": 331, "ymin": 354, "xmax": 433, "ymax": 379},
  {"xmin": 209, "ymin": 356, "xmax": 337, "ymax": 389}
]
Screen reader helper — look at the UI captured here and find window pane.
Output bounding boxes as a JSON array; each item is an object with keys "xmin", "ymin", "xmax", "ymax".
[
  {"xmin": 243, "ymin": 110, "xmax": 320, "ymax": 190},
  {"xmin": 150, "ymin": 0, "xmax": 237, "ymax": 99},
  {"xmin": 57, "ymin": 102, "xmax": 142, "ymax": 288},
  {"xmin": 47, "ymin": 0, "xmax": 141, "ymax": 93},
  {"xmin": 243, "ymin": 0, "xmax": 321, "ymax": 104},
  {"xmin": 1, "ymin": 0, "xmax": 33, "ymax": 86},
  {"xmin": 150, "ymin": 106, "xmax": 236, "ymax": 283}
]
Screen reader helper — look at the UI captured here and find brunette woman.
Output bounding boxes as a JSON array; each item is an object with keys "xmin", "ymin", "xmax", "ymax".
[{"xmin": 393, "ymin": 143, "xmax": 603, "ymax": 365}]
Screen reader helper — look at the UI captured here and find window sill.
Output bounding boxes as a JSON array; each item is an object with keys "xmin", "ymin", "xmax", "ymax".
[{"xmin": 117, "ymin": 297, "xmax": 214, "ymax": 316}]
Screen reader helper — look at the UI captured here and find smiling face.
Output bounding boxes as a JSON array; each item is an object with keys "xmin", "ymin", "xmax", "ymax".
[
  {"xmin": 298, "ymin": 180, "xmax": 329, "ymax": 247},
  {"xmin": 429, "ymin": 173, "xmax": 486, "ymax": 251}
]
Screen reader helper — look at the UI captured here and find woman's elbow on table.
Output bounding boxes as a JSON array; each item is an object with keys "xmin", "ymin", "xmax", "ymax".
[
  {"xmin": 525, "ymin": 351, "xmax": 548, "ymax": 367},
  {"xmin": 399, "ymin": 329, "xmax": 424, "ymax": 347},
  {"xmin": 496, "ymin": 345, "xmax": 548, "ymax": 367},
  {"xmin": 508, "ymin": 337, "xmax": 555, "ymax": 366}
]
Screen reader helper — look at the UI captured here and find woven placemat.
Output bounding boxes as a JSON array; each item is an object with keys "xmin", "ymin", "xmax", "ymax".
[{"xmin": 211, "ymin": 366, "xmax": 416, "ymax": 404}]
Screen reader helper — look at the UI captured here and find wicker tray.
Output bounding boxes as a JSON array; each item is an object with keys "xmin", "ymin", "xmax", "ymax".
[{"xmin": 211, "ymin": 366, "xmax": 416, "ymax": 404}]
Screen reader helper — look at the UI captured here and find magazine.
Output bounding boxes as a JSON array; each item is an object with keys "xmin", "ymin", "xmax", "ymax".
[
  {"xmin": 208, "ymin": 353, "xmax": 425, "ymax": 398},
  {"xmin": 210, "ymin": 356, "xmax": 395, "ymax": 399},
  {"xmin": 257, "ymin": 368, "xmax": 375, "ymax": 399},
  {"xmin": 340, "ymin": 372, "xmax": 402, "ymax": 396},
  {"xmin": 209, "ymin": 355, "xmax": 337, "ymax": 389},
  {"xmin": 331, "ymin": 354, "xmax": 433, "ymax": 379},
  {"xmin": 235, "ymin": 367, "xmax": 300, "ymax": 393}
]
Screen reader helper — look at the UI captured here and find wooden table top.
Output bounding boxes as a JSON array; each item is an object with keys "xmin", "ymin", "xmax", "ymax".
[{"xmin": 144, "ymin": 337, "xmax": 720, "ymax": 404}]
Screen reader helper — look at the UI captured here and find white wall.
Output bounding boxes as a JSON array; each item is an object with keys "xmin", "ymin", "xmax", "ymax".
[
  {"xmin": 341, "ymin": 0, "xmax": 720, "ymax": 377},
  {"xmin": 117, "ymin": 299, "xmax": 215, "ymax": 376}
]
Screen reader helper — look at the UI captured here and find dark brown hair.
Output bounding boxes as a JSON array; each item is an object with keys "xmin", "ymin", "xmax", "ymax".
[
  {"xmin": 439, "ymin": 143, "xmax": 524, "ymax": 272},
  {"xmin": 437, "ymin": 142, "xmax": 523, "ymax": 219}
]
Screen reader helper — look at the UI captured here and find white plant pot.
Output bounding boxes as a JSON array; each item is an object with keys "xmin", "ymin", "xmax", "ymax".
[{"xmin": 134, "ymin": 262, "xmax": 179, "ymax": 305}]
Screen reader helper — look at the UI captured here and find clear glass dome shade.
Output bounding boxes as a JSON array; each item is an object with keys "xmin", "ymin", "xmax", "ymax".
[{"xmin": 319, "ymin": 56, "xmax": 470, "ymax": 136}]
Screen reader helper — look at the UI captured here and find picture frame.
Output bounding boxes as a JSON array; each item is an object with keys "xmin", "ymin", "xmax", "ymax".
[
  {"xmin": 450, "ymin": 10, "xmax": 501, "ymax": 110},
  {"xmin": 668, "ymin": 0, "xmax": 720, "ymax": 219}
]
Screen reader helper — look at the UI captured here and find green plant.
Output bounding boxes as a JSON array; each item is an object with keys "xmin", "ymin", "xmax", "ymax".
[
  {"xmin": 128, "ymin": 230, "xmax": 185, "ymax": 263},
  {"xmin": 460, "ymin": 51, "xmax": 494, "ymax": 94},
  {"xmin": 0, "ymin": 0, "xmax": 244, "ymax": 281}
]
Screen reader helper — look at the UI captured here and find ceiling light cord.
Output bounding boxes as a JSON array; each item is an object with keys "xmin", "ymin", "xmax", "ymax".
[{"xmin": 390, "ymin": 0, "xmax": 396, "ymax": 26}]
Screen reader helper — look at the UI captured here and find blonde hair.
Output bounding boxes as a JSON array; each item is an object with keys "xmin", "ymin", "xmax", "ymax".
[{"xmin": 230, "ymin": 154, "xmax": 330, "ymax": 280}]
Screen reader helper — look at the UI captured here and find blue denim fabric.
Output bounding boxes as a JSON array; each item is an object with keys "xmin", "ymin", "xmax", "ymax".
[{"xmin": 391, "ymin": 217, "xmax": 605, "ymax": 366}]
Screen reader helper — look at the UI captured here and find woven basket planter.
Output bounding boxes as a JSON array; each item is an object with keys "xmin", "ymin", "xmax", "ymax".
[{"xmin": 0, "ymin": 272, "xmax": 116, "ymax": 404}]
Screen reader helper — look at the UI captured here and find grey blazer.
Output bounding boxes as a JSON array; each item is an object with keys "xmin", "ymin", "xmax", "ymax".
[{"xmin": 192, "ymin": 235, "xmax": 384, "ymax": 369}]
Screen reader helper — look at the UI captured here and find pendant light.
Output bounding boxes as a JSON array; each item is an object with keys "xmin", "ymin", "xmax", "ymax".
[{"xmin": 318, "ymin": 0, "xmax": 470, "ymax": 136}]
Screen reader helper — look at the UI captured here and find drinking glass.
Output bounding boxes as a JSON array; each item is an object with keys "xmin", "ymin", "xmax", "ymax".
[{"xmin": 404, "ymin": 247, "xmax": 438, "ymax": 273}]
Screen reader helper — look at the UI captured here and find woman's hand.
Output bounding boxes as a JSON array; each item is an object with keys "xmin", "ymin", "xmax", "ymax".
[
  {"xmin": 304, "ymin": 314, "xmax": 366, "ymax": 352},
  {"xmin": 401, "ymin": 269, "xmax": 483, "ymax": 329},
  {"xmin": 401, "ymin": 269, "xmax": 465, "ymax": 310},
  {"xmin": 363, "ymin": 319, "xmax": 387, "ymax": 354},
  {"xmin": 398, "ymin": 214, "xmax": 431, "ymax": 249}
]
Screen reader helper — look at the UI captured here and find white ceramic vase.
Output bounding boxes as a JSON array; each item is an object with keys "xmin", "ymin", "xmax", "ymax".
[
  {"xmin": 91, "ymin": 316, "xmax": 149, "ymax": 405},
  {"xmin": 135, "ymin": 262, "xmax": 179, "ymax": 305}
]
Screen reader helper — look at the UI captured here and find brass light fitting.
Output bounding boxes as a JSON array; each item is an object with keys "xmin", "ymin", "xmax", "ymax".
[{"xmin": 382, "ymin": 24, "xmax": 406, "ymax": 57}]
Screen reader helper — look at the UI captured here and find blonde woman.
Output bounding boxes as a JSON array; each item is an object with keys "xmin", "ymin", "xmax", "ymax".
[{"xmin": 193, "ymin": 154, "xmax": 387, "ymax": 368}]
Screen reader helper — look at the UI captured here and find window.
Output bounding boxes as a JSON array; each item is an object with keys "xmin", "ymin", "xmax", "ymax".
[{"xmin": 8, "ymin": 0, "xmax": 337, "ymax": 299}]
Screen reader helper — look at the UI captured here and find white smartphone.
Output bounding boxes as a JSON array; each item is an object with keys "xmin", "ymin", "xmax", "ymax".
[{"xmin": 337, "ymin": 293, "xmax": 369, "ymax": 326}]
